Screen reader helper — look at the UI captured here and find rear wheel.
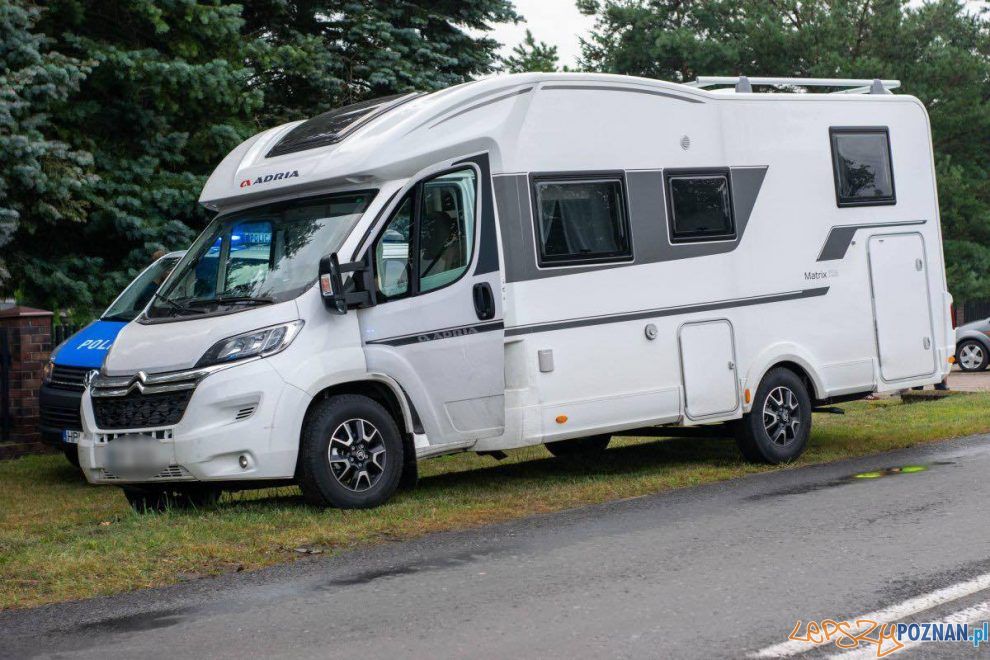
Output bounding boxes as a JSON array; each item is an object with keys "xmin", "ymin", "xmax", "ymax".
[
  {"xmin": 545, "ymin": 434, "xmax": 611, "ymax": 458},
  {"xmin": 735, "ymin": 368, "xmax": 811, "ymax": 464},
  {"xmin": 298, "ymin": 394, "xmax": 404, "ymax": 509},
  {"xmin": 122, "ymin": 485, "xmax": 221, "ymax": 513},
  {"xmin": 956, "ymin": 340, "xmax": 988, "ymax": 372}
]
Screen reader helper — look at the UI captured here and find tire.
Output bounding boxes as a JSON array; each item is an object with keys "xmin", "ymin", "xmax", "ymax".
[
  {"xmin": 545, "ymin": 434, "xmax": 611, "ymax": 458},
  {"xmin": 298, "ymin": 394, "xmax": 404, "ymax": 509},
  {"xmin": 62, "ymin": 445, "xmax": 80, "ymax": 468},
  {"xmin": 735, "ymin": 367, "xmax": 812, "ymax": 464},
  {"xmin": 956, "ymin": 340, "xmax": 989, "ymax": 372},
  {"xmin": 122, "ymin": 485, "xmax": 221, "ymax": 513}
]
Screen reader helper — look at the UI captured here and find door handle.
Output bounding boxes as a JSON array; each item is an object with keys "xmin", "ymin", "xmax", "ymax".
[{"xmin": 473, "ymin": 282, "xmax": 495, "ymax": 321}]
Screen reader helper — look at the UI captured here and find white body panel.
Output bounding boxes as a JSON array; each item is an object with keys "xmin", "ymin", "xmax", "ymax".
[{"xmin": 77, "ymin": 73, "xmax": 952, "ymax": 486}]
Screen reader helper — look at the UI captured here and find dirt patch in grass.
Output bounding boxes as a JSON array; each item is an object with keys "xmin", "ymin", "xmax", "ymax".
[{"xmin": 2, "ymin": 395, "xmax": 989, "ymax": 610}]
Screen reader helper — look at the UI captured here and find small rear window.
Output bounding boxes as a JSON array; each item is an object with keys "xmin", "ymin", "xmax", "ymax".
[
  {"xmin": 829, "ymin": 127, "xmax": 896, "ymax": 207},
  {"xmin": 266, "ymin": 93, "xmax": 419, "ymax": 158},
  {"xmin": 665, "ymin": 170, "xmax": 735, "ymax": 243}
]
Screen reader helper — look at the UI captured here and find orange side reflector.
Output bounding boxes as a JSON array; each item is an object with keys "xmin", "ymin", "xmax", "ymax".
[
  {"xmin": 555, "ymin": 415, "xmax": 568, "ymax": 424},
  {"xmin": 744, "ymin": 388, "xmax": 751, "ymax": 404},
  {"xmin": 948, "ymin": 356, "xmax": 956, "ymax": 364}
]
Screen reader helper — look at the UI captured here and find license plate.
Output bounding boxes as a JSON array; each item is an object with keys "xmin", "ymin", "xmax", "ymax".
[
  {"xmin": 104, "ymin": 435, "xmax": 169, "ymax": 480},
  {"xmin": 62, "ymin": 430, "xmax": 82, "ymax": 444}
]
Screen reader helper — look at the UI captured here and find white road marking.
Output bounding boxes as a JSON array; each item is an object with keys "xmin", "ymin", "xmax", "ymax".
[
  {"xmin": 749, "ymin": 572, "xmax": 990, "ymax": 657},
  {"xmin": 827, "ymin": 600, "xmax": 990, "ymax": 659}
]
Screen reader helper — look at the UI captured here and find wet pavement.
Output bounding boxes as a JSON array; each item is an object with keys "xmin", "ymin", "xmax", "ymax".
[{"xmin": 4, "ymin": 434, "xmax": 990, "ymax": 658}]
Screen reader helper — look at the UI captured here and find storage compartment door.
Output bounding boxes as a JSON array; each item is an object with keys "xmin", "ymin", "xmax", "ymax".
[
  {"xmin": 679, "ymin": 320, "xmax": 739, "ymax": 419},
  {"xmin": 868, "ymin": 233, "xmax": 936, "ymax": 381}
]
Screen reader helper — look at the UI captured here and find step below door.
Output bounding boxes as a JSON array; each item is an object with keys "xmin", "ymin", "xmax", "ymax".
[
  {"xmin": 868, "ymin": 233, "xmax": 936, "ymax": 382},
  {"xmin": 679, "ymin": 320, "xmax": 739, "ymax": 419}
]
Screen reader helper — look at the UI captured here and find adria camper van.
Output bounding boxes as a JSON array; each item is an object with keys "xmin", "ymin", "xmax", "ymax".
[
  {"xmin": 41, "ymin": 251, "xmax": 184, "ymax": 466},
  {"xmin": 78, "ymin": 73, "xmax": 953, "ymax": 510}
]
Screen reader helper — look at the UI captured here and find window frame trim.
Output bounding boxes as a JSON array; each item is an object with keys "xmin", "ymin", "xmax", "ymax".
[
  {"xmin": 663, "ymin": 167, "xmax": 737, "ymax": 244},
  {"xmin": 528, "ymin": 171, "xmax": 634, "ymax": 268},
  {"xmin": 829, "ymin": 126, "xmax": 897, "ymax": 208},
  {"xmin": 368, "ymin": 165, "xmax": 481, "ymax": 303}
]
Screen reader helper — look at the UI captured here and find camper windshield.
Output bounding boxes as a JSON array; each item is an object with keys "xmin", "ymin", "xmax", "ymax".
[{"xmin": 146, "ymin": 191, "xmax": 375, "ymax": 319}]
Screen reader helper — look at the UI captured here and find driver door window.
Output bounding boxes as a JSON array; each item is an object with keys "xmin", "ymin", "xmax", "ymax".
[
  {"xmin": 374, "ymin": 168, "xmax": 477, "ymax": 300},
  {"xmin": 375, "ymin": 197, "xmax": 413, "ymax": 298}
]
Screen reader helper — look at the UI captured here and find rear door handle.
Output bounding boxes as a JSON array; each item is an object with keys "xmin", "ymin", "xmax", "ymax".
[{"xmin": 473, "ymin": 282, "xmax": 495, "ymax": 321}]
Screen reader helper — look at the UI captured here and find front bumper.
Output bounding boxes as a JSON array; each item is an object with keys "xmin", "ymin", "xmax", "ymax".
[
  {"xmin": 38, "ymin": 384, "xmax": 83, "ymax": 446},
  {"xmin": 79, "ymin": 359, "xmax": 311, "ymax": 485}
]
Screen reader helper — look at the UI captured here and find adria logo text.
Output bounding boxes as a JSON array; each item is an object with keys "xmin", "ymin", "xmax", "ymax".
[{"xmin": 240, "ymin": 170, "xmax": 300, "ymax": 188}]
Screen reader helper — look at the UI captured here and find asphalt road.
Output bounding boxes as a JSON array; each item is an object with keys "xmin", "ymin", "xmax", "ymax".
[{"xmin": 5, "ymin": 434, "xmax": 990, "ymax": 659}]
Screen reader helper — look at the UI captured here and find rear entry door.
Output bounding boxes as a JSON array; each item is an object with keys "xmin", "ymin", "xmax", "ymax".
[
  {"xmin": 867, "ymin": 233, "xmax": 936, "ymax": 381},
  {"xmin": 679, "ymin": 320, "xmax": 739, "ymax": 420}
]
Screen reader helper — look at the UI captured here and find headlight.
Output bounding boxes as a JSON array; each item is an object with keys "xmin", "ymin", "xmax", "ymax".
[
  {"xmin": 42, "ymin": 359, "xmax": 54, "ymax": 384},
  {"xmin": 196, "ymin": 321, "xmax": 304, "ymax": 368}
]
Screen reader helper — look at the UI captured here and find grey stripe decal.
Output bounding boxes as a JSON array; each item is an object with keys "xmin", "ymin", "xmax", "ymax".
[
  {"xmin": 816, "ymin": 220, "xmax": 927, "ymax": 261},
  {"xmin": 504, "ymin": 287, "xmax": 829, "ymax": 337},
  {"xmin": 366, "ymin": 321, "xmax": 504, "ymax": 347},
  {"xmin": 540, "ymin": 84, "xmax": 704, "ymax": 104},
  {"xmin": 429, "ymin": 88, "xmax": 533, "ymax": 129},
  {"xmin": 494, "ymin": 166, "xmax": 768, "ymax": 284}
]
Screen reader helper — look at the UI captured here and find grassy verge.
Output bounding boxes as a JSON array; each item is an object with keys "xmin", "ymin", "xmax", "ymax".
[{"xmin": 2, "ymin": 394, "xmax": 989, "ymax": 610}]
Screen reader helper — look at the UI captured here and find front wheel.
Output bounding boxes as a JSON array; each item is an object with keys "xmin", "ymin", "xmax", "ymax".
[
  {"xmin": 956, "ymin": 340, "xmax": 989, "ymax": 372},
  {"xmin": 298, "ymin": 394, "xmax": 404, "ymax": 509},
  {"xmin": 62, "ymin": 445, "xmax": 80, "ymax": 468},
  {"xmin": 735, "ymin": 368, "xmax": 811, "ymax": 464}
]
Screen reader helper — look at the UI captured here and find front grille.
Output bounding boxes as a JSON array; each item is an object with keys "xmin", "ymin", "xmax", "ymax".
[
  {"xmin": 99, "ymin": 465, "xmax": 191, "ymax": 481},
  {"xmin": 93, "ymin": 390, "xmax": 193, "ymax": 430},
  {"xmin": 49, "ymin": 365, "xmax": 90, "ymax": 391},
  {"xmin": 40, "ymin": 404, "xmax": 82, "ymax": 431}
]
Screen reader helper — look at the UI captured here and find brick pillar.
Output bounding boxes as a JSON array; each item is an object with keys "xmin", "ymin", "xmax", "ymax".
[{"xmin": 0, "ymin": 306, "xmax": 55, "ymax": 459}]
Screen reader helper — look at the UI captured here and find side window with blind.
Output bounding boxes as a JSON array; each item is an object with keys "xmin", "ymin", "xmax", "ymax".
[
  {"xmin": 532, "ymin": 176, "xmax": 632, "ymax": 267},
  {"xmin": 830, "ymin": 127, "xmax": 895, "ymax": 207},
  {"xmin": 665, "ymin": 170, "xmax": 735, "ymax": 243}
]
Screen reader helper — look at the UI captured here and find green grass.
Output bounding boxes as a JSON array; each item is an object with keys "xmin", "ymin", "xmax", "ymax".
[{"xmin": 2, "ymin": 394, "xmax": 989, "ymax": 611}]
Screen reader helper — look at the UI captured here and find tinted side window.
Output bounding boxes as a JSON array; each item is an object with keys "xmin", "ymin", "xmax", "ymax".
[
  {"xmin": 533, "ymin": 178, "xmax": 631, "ymax": 266},
  {"xmin": 830, "ymin": 128, "xmax": 895, "ymax": 207},
  {"xmin": 665, "ymin": 171, "xmax": 735, "ymax": 242},
  {"xmin": 372, "ymin": 167, "xmax": 477, "ymax": 300}
]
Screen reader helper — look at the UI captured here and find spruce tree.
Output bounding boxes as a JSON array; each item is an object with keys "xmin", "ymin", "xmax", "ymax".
[
  {"xmin": 0, "ymin": 1, "xmax": 94, "ymax": 297},
  {"xmin": 241, "ymin": 0, "xmax": 520, "ymax": 125}
]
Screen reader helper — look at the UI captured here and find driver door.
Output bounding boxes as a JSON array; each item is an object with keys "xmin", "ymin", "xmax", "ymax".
[{"xmin": 358, "ymin": 161, "xmax": 505, "ymax": 448}]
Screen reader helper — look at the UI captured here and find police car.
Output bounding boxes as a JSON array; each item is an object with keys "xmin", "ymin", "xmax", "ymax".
[{"xmin": 40, "ymin": 252, "xmax": 185, "ymax": 466}]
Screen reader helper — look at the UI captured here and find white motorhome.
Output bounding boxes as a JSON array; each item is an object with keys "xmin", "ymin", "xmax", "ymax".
[{"xmin": 78, "ymin": 73, "xmax": 953, "ymax": 510}]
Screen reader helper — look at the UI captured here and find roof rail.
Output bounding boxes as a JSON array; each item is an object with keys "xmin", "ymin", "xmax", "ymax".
[{"xmin": 687, "ymin": 76, "xmax": 900, "ymax": 94}]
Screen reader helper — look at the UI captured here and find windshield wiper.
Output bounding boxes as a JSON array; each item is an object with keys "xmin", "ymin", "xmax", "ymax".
[
  {"xmin": 153, "ymin": 292, "xmax": 206, "ymax": 315},
  {"xmin": 217, "ymin": 295, "xmax": 275, "ymax": 306},
  {"xmin": 188, "ymin": 295, "xmax": 275, "ymax": 308}
]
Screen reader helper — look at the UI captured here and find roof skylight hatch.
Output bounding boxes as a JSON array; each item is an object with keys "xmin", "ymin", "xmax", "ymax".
[{"xmin": 266, "ymin": 92, "xmax": 421, "ymax": 158}]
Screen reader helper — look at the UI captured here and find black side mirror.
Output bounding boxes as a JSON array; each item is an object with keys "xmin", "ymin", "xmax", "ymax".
[{"xmin": 319, "ymin": 252, "xmax": 376, "ymax": 314}]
